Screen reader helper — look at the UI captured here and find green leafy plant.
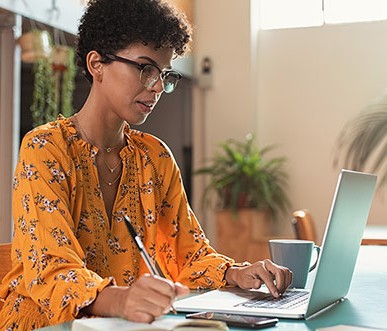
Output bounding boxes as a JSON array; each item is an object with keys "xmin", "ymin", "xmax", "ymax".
[
  {"xmin": 335, "ymin": 91, "xmax": 387, "ymax": 190},
  {"xmin": 196, "ymin": 133, "xmax": 290, "ymax": 219},
  {"xmin": 31, "ymin": 57, "xmax": 57, "ymax": 126},
  {"xmin": 58, "ymin": 46, "xmax": 76, "ymax": 118},
  {"xmin": 22, "ymin": 32, "xmax": 76, "ymax": 127}
]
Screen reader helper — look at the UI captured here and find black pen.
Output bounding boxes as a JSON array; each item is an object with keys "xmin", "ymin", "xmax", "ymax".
[{"xmin": 124, "ymin": 215, "xmax": 177, "ymax": 314}]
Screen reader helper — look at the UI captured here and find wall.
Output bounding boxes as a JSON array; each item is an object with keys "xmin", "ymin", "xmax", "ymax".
[
  {"xmin": 0, "ymin": 12, "xmax": 21, "ymax": 243},
  {"xmin": 192, "ymin": 1, "xmax": 387, "ymax": 245},
  {"xmin": 192, "ymin": 0, "xmax": 258, "ymax": 243},
  {"xmin": 256, "ymin": 21, "xmax": 387, "ymax": 239}
]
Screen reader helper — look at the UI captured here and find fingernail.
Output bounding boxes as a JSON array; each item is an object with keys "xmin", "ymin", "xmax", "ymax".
[{"xmin": 170, "ymin": 306, "xmax": 177, "ymax": 315}]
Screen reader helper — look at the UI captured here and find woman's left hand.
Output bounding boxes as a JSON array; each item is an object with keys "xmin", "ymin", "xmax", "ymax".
[{"xmin": 224, "ymin": 260, "xmax": 293, "ymax": 298}]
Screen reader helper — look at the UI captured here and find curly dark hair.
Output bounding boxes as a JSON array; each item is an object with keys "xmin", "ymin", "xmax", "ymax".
[{"xmin": 76, "ymin": 0, "xmax": 192, "ymax": 83}]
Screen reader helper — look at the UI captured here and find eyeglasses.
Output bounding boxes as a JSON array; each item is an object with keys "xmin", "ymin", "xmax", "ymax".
[{"xmin": 105, "ymin": 54, "xmax": 182, "ymax": 93}]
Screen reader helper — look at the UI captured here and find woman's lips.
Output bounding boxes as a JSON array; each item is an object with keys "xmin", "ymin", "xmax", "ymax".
[{"xmin": 138, "ymin": 101, "xmax": 153, "ymax": 113}]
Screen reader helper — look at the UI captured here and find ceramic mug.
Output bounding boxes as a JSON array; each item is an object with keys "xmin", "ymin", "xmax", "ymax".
[{"xmin": 269, "ymin": 239, "xmax": 321, "ymax": 288}]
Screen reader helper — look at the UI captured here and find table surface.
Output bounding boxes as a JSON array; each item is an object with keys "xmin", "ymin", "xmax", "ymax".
[{"xmin": 36, "ymin": 245, "xmax": 387, "ymax": 331}]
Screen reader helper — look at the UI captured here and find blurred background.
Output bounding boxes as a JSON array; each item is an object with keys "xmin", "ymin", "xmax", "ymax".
[{"xmin": 0, "ymin": 0, "xmax": 385, "ymax": 260}]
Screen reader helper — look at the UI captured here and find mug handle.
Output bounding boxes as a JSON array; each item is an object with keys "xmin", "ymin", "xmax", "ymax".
[{"xmin": 309, "ymin": 245, "xmax": 321, "ymax": 272}]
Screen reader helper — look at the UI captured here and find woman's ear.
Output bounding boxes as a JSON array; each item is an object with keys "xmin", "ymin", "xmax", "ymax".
[{"xmin": 86, "ymin": 51, "xmax": 104, "ymax": 82}]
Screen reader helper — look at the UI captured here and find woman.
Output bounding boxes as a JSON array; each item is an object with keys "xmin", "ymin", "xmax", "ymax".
[{"xmin": 0, "ymin": 0, "xmax": 292, "ymax": 329}]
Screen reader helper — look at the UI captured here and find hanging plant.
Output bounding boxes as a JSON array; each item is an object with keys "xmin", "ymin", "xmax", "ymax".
[
  {"xmin": 30, "ymin": 57, "xmax": 57, "ymax": 127},
  {"xmin": 18, "ymin": 29, "xmax": 56, "ymax": 127},
  {"xmin": 61, "ymin": 47, "xmax": 76, "ymax": 118},
  {"xmin": 52, "ymin": 45, "xmax": 76, "ymax": 118},
  {"xmin": 19, "ymin": 27, "xmax": 77, "ymax": 127},
  {"xmin": 17, "ymin": 29, "xmax": 52, "ymax": 63}
]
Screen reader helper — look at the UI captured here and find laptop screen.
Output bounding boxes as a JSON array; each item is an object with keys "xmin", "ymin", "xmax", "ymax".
[{"xmin": 305, "ymin": 170, "xmax": 377, "ymax": 317}]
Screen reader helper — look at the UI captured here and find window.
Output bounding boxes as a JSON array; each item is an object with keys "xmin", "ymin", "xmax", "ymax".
[
  {"xmin": 324, "ymin": 0, "xmax": 387, "ymax": 23},
  {"xmin": 259, "ymin": 0, "xmax": 387, "ymax": 30}
]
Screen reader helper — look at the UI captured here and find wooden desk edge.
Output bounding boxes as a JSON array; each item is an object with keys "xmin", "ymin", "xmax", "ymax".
[{"xmin": 361, "ymin": 238, "xmax": 387, "ymax": 245}]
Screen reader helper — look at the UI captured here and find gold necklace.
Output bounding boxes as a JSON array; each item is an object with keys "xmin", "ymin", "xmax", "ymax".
[
  {"xmin": 73, "ymin": 114, "xmax": 124, "ymax": 185},
  {"xmin": 99, "ymin": 168, "xmax": 123, "ymax": 186},
  {"xmin": 101, "ymin": 156, "xmax": 121, "ymax": 173},
  {"xmin": 74, "ymin": 113, "xmax": 123, "ymax": 153}
]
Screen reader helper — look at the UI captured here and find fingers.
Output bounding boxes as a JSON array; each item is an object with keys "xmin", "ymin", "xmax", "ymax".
[
  {"xmin": 252, "ymin": 261, "xmax": 281, "ymax": 298},
  {"xmin": 264, "ymin": 259, "xmax": 293, "ymax": 295},
  {"xmin": 174, "ymin": 281, "xmax": 190, "ymax": 298},
  {"xmin": 232, "ymin": 260, "xmax": 293, "ymax": 298},
  {"xmin": 121, "ymin": 274, "xmax": 183, "ymax": 322}
]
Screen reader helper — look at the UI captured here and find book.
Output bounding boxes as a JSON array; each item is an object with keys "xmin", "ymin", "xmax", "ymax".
[
  {"xmin": 71, "ymin": 316, "xmax": 229, "ymax": 331},
  {"xmin": 316, "ymin": 325, "xmax": 387, "ymax": 331}
]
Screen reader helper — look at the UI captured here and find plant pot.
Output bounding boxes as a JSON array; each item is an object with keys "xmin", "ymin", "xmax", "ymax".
[
  {"xmin": 216, "ymin": 208, "xmax": 273, "ymax": 262},
  {"xmin": 52, "ymin": 45, "xmax": 72, "ymax": 72},
  {"xmin": 17, "ymin": 30, "xmax": 52, "ymax": 63}
]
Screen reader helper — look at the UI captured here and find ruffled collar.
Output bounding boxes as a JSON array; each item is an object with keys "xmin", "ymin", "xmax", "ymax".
[{"xmin": 57, "ymin": 114, "xmax": 135, "ymax": 157}]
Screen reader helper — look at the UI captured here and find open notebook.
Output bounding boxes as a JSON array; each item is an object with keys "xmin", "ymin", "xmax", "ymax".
[
  {"xmin": 72, "ymin": 317, "xmax": 229, "ymax": 331},
  {"xmin": 175, "ymin": 170, "xmax": 377, "ymax": 319}
]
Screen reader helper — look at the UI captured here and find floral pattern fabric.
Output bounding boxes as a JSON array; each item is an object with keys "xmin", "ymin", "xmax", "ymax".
[{"xmin": 0, "ymin": 116, "xmax": 234, "ymax": 330}]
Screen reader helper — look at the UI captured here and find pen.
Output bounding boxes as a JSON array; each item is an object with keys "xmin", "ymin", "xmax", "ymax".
[{"xmin": 124, "ymin": 215, "xmax": 177, "ymax": 314}]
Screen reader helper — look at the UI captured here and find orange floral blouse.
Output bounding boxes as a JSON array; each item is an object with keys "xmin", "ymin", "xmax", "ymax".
[{"xmin": 0, "ymin": 116, "xmax": 234, "ymax": 330}]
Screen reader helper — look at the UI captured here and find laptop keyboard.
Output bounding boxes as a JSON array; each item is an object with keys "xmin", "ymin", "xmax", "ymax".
[{"xmin": 234, "ymin": 290, "xmax": 310, "ymax": 310}]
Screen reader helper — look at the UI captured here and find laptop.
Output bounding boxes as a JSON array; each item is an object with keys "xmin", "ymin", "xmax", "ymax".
[{"xmin": 175, "ymin": 169, "xmax": 377, "ymax": 319}]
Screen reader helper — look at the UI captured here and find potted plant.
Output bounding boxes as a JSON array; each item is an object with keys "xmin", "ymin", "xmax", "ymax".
[
  {"xmin": 52, "ymin": 45, "xmax": 77, "ymax": 118},
  {"xmin": 196, "ymin": 133, "xmax": 290, "ymax": 216},
  {"xmin": 196, "ymin": 133, "xmax": 290, "ymax": 261},
  {"xmin": 26, "ymin": 41, "xmax": 76, "ymax": 127},
  {"xmin": 17, "ymin": 29, "xmax": 52, "ymax": 63},
  {"xmin": 30, "ymin": 57, "xmax": 57, "ymax": 127},
  {"xmin": 335, "ymin": 91, "xmax": 387, "ymax": 189}
]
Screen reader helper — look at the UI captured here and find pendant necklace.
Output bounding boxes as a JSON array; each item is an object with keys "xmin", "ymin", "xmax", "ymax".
[
  {"xmin": 73, "ymin": 114, "xmax": 123, "ymax": 186},
  {"xmin": 99, "ymin": 168, "xmax": 123, "ymax": 186},
  {"xmin": 101, "ymin": 157, "xmax": 121, "ymax": 173},
  {"xmin": 73, "ymin": 113, "xmax": 123, "ymax": 154}
]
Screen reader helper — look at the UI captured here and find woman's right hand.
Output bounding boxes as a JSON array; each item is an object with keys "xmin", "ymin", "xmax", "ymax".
[
  {"xmin": 83, "ymin": 274, "xmax": 189, "ymax": 323},
  {"xmin": 117, "ymin": 274, "xmax": 189, "ymax": 322}
]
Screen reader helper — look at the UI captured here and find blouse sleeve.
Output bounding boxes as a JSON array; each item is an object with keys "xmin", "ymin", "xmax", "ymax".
[
  {"xmin": 12, "ymin": 129, "xmax": 114, "ymax": 324},
  {"xmin": 153, "ymin": 142, "xmax": 235, "ymax": 290}
]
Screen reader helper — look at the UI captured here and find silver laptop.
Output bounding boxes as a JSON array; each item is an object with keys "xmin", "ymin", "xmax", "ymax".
[{"xmin": 175, "ymin": 169, "xmax": 377, "ymax": 319}]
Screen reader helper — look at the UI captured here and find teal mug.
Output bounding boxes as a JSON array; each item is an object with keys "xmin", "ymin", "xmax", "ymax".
[{"xmin": 269, "ymin": 239, "xmax": 321, "ymax": 288}]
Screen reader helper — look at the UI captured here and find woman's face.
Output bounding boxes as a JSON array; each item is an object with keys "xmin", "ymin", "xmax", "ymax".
[{"xmin": 96, "ymin": 43, "xmax": 175, "ymax": 125}]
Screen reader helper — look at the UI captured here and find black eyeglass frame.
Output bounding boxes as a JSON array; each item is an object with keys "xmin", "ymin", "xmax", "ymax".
[{"xmin": 104, "ymin": 53, "xmax": 182, "ymax": 93}]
